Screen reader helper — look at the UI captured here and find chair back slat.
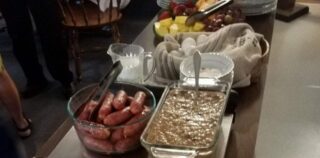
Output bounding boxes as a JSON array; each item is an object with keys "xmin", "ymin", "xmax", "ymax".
[
  {"xmin": 96, "ymin": 0, "xmax": 101, "ymax": 24},
  {"xmin": 57, "ymin": 0, "xmax": 67, "ymax": 21},
  {"xmin": 57, "ymin": 0, "xmax": 123, "ymax": 28},
  {"xmin": 79, "ymin": 2, "xmax": 89, "ymax": 26},
  {"xmin": 108, "ymin": 0, "xmax": 113, "ymax": 22},
  {"xmin": 64, "ymin": 0, "xmax": 77, "ymax": 26},
  {"xmin": 116, "ymin": 0, "xmax": 121, "ymax": 17}
]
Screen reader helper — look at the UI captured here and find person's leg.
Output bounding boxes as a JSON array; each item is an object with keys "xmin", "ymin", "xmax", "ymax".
[
  {"xmin": 28, "ymin": 0, "xmax": 74, "ymax": 89},
  {"xmin": 0, "ymin": 68, "xmax": 31, "ymax": 137},
  {"xmin": 0, "ymin": 0, "xmax": 48, "ymax": 87}
]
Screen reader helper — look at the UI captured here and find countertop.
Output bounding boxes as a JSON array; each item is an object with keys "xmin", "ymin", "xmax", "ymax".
[{"xmin": 255, "ymin": 3, "xmax": 320, "ymax": 158}]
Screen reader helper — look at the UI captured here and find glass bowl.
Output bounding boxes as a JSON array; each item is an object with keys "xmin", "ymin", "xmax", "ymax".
[{"xmin": 67, "ymin": 82, "xmax": 156, "ymax": 155}]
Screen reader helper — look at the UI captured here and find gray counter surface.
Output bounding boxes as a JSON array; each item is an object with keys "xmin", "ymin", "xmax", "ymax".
[{"xmin": 255, "ymin": 3, "xmax": 320, "ymax": 158}]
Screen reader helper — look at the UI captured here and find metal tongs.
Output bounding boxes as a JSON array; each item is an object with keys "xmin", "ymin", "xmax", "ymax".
[
  {"xmin": 185, "ymin": 0, "xmax": 233, "ymax": 26},
  {"xmin": 92, "ymin": 61, "xmax": 123, "ymax": 104},
  {"xmin": 75, "ymin": 61, "xmax": 123, "ymax": 121}
]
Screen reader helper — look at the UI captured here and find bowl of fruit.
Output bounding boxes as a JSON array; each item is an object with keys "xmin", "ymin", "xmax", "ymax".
[
  {"xmin": 202, "ymin": 7, "xmax": 245, "ymax": 32},
  {"xmin": 154, "ymin": 1, "xmax": 205, "ymax": 38},
  {"xmin": 154, "ymin": 0, "xmax": 245, "ymax": 38},
  {"xmin": 67, "ymin": 82, "xmax": 156, "ymax": 155}
]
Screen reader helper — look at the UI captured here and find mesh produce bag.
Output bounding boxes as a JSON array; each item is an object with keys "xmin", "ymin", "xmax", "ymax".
[{"xmin": 153, "ymin": 23, "xmax": 269, "ymax": 88}]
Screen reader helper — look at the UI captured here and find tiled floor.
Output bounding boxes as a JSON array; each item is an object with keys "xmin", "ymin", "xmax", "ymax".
[{"xmin": 0, "ymin": 1, "xmax": 159, "ymax": 157}]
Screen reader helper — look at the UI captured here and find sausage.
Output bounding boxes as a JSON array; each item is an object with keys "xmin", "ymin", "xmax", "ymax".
[
  {"xmin": 103, "ymin": 107, "xmax": 132, "ymax": 126},
  {"xmin": 123, "ymin": 107, "xmax": 151, "ymax": 138},
  {"xmin": 97, "ymin": 91, "xmax": 114, "ymax": 123},
  {"xmin": 129, "ymin": 91, "xmax": 146, "ymax": 114},
  {"xmin": 123, "ymin": 117, "xmax": 146, "ymax": 138},
  {"xmin": 83, "ymin": 135, "xmax": 114, "ymax": 153},
  {"xmin": 124, "ymin": 96, "xmax": 134, "ymax": 107},
  {"xmin": 114, "ymin": 134, "xmax": 141, "ymax": 153},
  {"xmin": 112, "ymin": 90, "xmax": 128, "ymax": 110},
  {"xmin": 142, "ymin": 105, "xmax": 151, "ymax": 114},
  {"xmin": 75, "ymin": 122, "xmax": 89, "ymax": 135},
  {"xmin": 78, "ymin": 100, "xmax": 98, "ymax": 121},
  {"xmin": 110, "ymin": 128, "xmax": 124, "ymax": 143},
  {"xmin": 75, "ymin": 122, "xmax": 110, "ymax": 139},
  {"xmin": 88, "ymin": 128, "xmax": 111, "ymax": 140}
]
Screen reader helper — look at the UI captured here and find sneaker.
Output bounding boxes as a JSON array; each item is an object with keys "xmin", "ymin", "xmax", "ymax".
[
  {"xmin": 16, "ymin": 118, "xmax": 32, "ymax": 139},
  {"xmin": 12, "ymin": 115, "xmax": 32, "ymax": 139}
]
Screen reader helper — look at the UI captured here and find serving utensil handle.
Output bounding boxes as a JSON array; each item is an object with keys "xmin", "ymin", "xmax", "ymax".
[
  {"xmin": 93, "ymin": 61, "xmax": 123, "ymax": 103},
  {"xmin": 193, "ymin": 50, "xmax": 201, "ymax": 94}
]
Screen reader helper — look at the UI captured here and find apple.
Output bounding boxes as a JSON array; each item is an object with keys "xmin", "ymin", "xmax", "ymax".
[
  {"xmin": 185, "ymin": 7, "xmax": 197, "ymax": 16},
  {"xmin": 173, "ymin": 4, "xmax": 186, "ymax": 16},
  {"xmin": 159, "ymin": 18, "xmax": 173, "ymax": 27},
  {"xmin": 184, "ymin": 0, "xmax": 195, "ymax": 8},
  {"xmin": 169, "ymin": 1, "xmax": 178, "ymax": 10},
  {"xmin": 154, "ymin": 22, "xmax": 169, "ymax": 37},
  {"xmin": 158, "ymin": 10, "xmax": 171, "ymax": 21},
  {"xmin": 174, "ymin": 16, "xmax": 188, "ymax": 24},
  {"xmin": 192, "ymin": 22, "xmax": 205, "ymax": 31}
]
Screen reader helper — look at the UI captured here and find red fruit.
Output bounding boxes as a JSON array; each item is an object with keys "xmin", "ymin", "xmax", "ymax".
[
  {"xmin": 202, "ymin": 18, "xmax": 210, "ymax": 25},
  {"xmin": 185, "ymin": 7, "xmax": 197, "ymax": 16},
  {"xmin": 224, "ymin": 14, "xmax": 234, "ymax": 24},
  {"xmin": 173, "ymin": 4, "xmax": 186, "ymax": 16},
  {"xmin": 169, "ymin": 1, "xmax": 178, "ymax": 10},
  {"xmin": 158, "ymin": 11, "xmax": 171, "ymax": 21},
  {"xmin": 184, "ymin": 0, "xmax": 195, "ymax": 8}
]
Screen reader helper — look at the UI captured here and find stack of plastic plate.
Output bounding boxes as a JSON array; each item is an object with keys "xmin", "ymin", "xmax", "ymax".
[
  {"xmin": 157, "ymin": 0, "xmax": 170, "ymax": 9},
  {"xmin": 174, "ymin": 0, "xmax": 189, "ymax": 4},
  {"xmin": 157, "ymin": 0, "xmax": 190, "ymax": 9}
]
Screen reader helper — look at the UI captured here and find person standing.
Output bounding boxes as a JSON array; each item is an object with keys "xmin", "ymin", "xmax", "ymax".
[
  {"xmin": 0, "ymin": 55, "xmax": 31, "ymax": 139},
  {"xmin": 0, "ymin": 0, "xmax": 74, "ymax": 98}
]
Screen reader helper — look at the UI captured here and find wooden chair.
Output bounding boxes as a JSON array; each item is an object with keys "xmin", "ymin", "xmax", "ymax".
[{"xmin": 57, "ymin": 0, "xmax": 122, "ymax": 81}]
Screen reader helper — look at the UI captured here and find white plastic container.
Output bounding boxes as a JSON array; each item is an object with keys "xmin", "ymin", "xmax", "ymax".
[{"xmin": 179, "ymin": 53, "xmax": 234, "ymax": 85}]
